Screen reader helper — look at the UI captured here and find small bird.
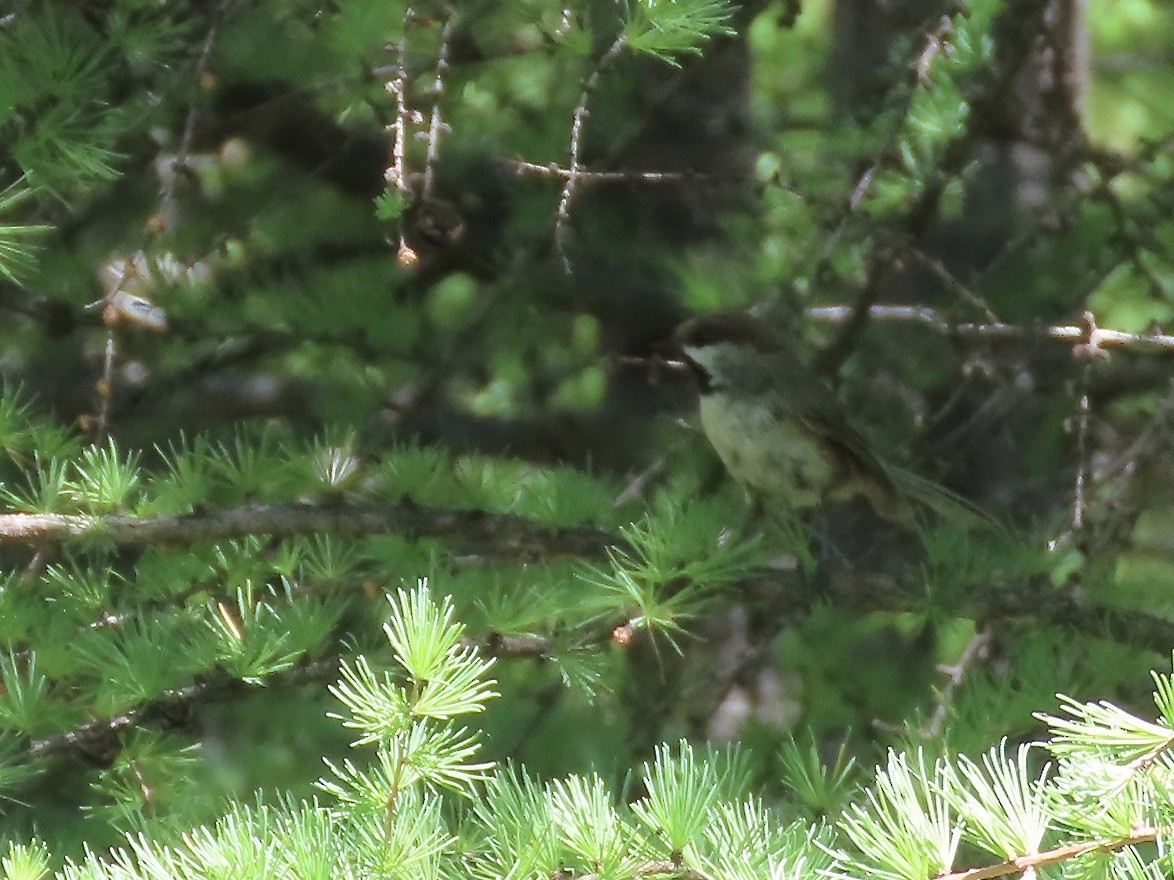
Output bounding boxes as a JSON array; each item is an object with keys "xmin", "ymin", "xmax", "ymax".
[{"xmin": 673, "ymin": 312, "xmax": 988, "ymax": 525}]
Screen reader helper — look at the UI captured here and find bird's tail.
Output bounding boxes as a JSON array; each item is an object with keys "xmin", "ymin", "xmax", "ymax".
[{"xmin": 881, "ymin": 462, "xmax": 1001, "ymax": 530}]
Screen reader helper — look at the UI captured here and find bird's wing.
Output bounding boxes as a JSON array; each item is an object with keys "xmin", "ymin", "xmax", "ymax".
[
  {"xmin": 878, "ymin": 462, "xmax": 1002, "ymax": 530},
  {"xmin": 791, "ymin": 406, "xmax": 890, "ymax": 478},
  {"xmin": 796, "ymin": 409, "xmax": 998, "ymax": 528}
]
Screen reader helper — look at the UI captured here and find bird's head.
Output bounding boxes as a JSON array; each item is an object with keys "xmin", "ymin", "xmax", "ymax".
[{"xmin": 673, "ymin": 312, "xmax": 786, "ymax": 392}]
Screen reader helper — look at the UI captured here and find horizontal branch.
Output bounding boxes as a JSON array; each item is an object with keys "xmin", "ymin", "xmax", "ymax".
[
  {"xmin": 807, "ymin": 305, "xmax": 1174, "ymax": 355},
  {"xmin": 4, "ymin": 502, "xmax": 1173, "ymax": 654},
  {"xmin": 747, "ymin": 557, "xmax": 1174, "ymax": 658},
  {"xmin": 17, "ymin": 511, "xmax": 1174, "ymax": 766},
  {"xmin": 510, "ymin": 159, "xmax": 693, "ymax": 183},
  {"xmin": 0, "ymin": 502, "xmax": 623, "ymax": 558},
  {"xmin": 574, "ymin": 861, "xmax": 707, "ymax": 880}
]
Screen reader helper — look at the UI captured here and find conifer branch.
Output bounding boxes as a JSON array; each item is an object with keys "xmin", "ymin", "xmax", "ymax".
[
  {"xmin": 0, "ymin": 503, "xmax": 623, "ymax": 558},
  {"xmin": 575, "ymin": 861, "xmax": 708, "ymax": 880},
  {"xmin": 3, "ymin": 505, "xmax": 1173, "ymax": 652},
  {"xmin": 936, "ymin": 826, "xmax": 1160, "ymax": 880},
  {"xmin": 815, "ymin": 0, "xmax": 1056, "ymax": 369},
  {"xmin": 27, "ymin": 658, "xmax": 340, "ymax": 760},
  {"xmin": 464, "ymin": 632, "xmax": 552, "ymax": 659},
  {"xmin": 746, "ymin": 566, "xmax": 1174, "ymax": 657}
]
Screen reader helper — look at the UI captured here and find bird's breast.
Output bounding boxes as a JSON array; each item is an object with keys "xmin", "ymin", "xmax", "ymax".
[{"xmin": 698, "ymin": 393, "xmax": 836, "ymax": 507}]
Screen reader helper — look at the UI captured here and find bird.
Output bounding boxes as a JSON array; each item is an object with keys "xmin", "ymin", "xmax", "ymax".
[{"xmin": 673, "ymin": 311, "xmax": 990, "ymax": 525}]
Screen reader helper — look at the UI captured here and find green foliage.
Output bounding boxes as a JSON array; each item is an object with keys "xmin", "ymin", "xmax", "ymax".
[
  {"xmin": 0, "ymin": 183, "xmax": 50, "ymax": 284},
  {"xmin": 624, "ymin": 0, "xmax": 736, "ymax": 65},
  {"xmin": 1, "ymin": 0, "xmax": 1172, "ymax": 872},
  {"xmin": 11, "ymin": 591, "xmax": 1174, "ymax": 880},
  {"xmin": 1, "ymin": 840, "xmax": 51, "ymax": 880},
  {"xmin": 14, "ymin": 587, "xmax": 823, "ymax": 880},
  {"xmin": 580, "ymin": 503, "xmax": 770, "ymax": 650},
  {"xmin": 777, "ymin": 735, "xmax": 858, "ymax": 819}
]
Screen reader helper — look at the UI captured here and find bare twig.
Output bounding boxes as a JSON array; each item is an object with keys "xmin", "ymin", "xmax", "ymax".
[
  {"xmin": 847, "ymin": 164, "xmax": 876, "ymax": 212},
  {"xmin": 463, "ymin": 632, "xmax": 552, "ymax": 659},
  {"xmin": 613, "ymin": 458, "xmax": 666, "ymax": 507},
  {"xmin": 1090, "ymin": 173, "xmax": 1169, "ymax": 300},
  {"xmin": 969, "ymin": 134, "xmax": 1174, "ymax": 299},
  {"xmin": 920, "ymin": 629, "xmax": 991, "ymax": 740},
  {"xmin": 805, "ymin": 304, "xmax": 1174, "ymax": 353},
  {"xmin": 809, "ymin": 7, "xmax": 963, "ymax": 286},
  {"xmin": 815, "ymin": 242, "xmax": 901, "ymax": 375},
  {"xmin": 1071, "ymin": 362, "xmax": 1092, "ymax": 531},
  {"xmin": 512, "ymin": 160, "xmax": 691, "ymax": 183},
  {"xmin": 1124, "ymin": 731, "xmax": 1174, "ymax": 775},
  {"xmin": 912, "ymin": 14, "xmax": 955, "ymax": 85},
  {"xmin": 906, "ymin": 247, "xmax": 1000, "ymax": 324},
  {"xmin": 95, "ymin": 333, "xmax": 116, "ymax": 440},
  {"xmin": 384, "ymin": 10, "xmax": 413, "ymax": 201},
  {"xmin": 1096, "ymin": 379, "xmax": 1174, "ymax": 490},
  {"xmin": 156, "ymin": 5, "xmax": 226, "ymax": 230},
  {"xmin": 421, "ymin": 14, "xmax": 455, "ymax": 200},
  {"xmin": 590, "ymin": 863, "xmax": 707, "ymax": 880},
  {"xmin": 555, "ymin": 34, "xmax": 628, "ymax": 272},
  {"xmin": 382, "ymin": 7, "xmax": 419, "ymax": 265}
]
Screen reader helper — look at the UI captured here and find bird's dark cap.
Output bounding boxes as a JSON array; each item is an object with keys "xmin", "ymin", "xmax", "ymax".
[{"xmin": 672, "ymin": 312, "xmax": 784, "ymax": 353}]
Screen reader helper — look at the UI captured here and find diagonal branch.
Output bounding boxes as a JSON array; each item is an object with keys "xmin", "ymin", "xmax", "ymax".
[
  {"xmin": 27, "ymin": 658, "xmax": 341, "ymax": 761},
  {"xmin": 935, "ymin": 826, "xmax": 1160, "ymax": 880}
]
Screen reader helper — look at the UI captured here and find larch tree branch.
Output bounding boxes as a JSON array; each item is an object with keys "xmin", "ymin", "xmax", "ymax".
[{"xmin": 0, "ymin": 502, "xmax": 624, "ymax": 558}]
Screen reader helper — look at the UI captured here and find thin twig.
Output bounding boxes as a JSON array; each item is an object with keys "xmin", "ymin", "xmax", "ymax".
[
  {"xmin": 1072, "ymin": 362, "xmax": 1092, "ymax": 531},
  {"xmin": 95, "ymin": 333, "xmax": 116, "ymax": 440},
  {"xmin": 384, "ymin": 10, "xmax": 413, "ymax": 201},
  {"xmin": 613, "ymin": 458, "xmax": 666, "ymax": 507},
  {"xmin": 1090, "ymin": 174, "xmax": 1169, "ymax": 300},
  {"xmin": 555, "ymin": 34, "xmax": 627, "ymax": 272},
  {"xmin": 383, "ymin": 7, "xmax": 417, "ymax": 263},
  {"xmin": 913, "ymin": 14, "xmax": 955, "ymax": 85},
  {"xmin": 906, "ymin": 247, "xmax": 1000, "ymax": 324},
  {"xmin": 421, "ymin": 14, "xmax": 454, "ymax": 200},
  {"xmin": 920, "ymin": 630, "xmax": 991, "ymax": 740},
  {"xmin": 805, "ymin": 304, "xmax": 1174, "ymax": 353},
  {"xmin": 462, "ymin": 632, "xmax": 552, "ymax": 659},
  {"xmin": 573, "ymin": 862, "xmax": 707, "ymax": 880},
  {"xmin": 512, "ymin": 160, "xmax": 691, "ymax": 183},
  {"xmin": 815, "ymin": 242, "xmax": 900, "ymax": 375},
  {"xmin": 1095, "ymin": 379, "xmax": 1174, "ymax": 491},
  {"xmin": 809, "ymin": 8, "xmax": 963, "ymax": 286},
  {"xmin": 156, "ymin": 5, "xmax": 225, "ymax": 230}
]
